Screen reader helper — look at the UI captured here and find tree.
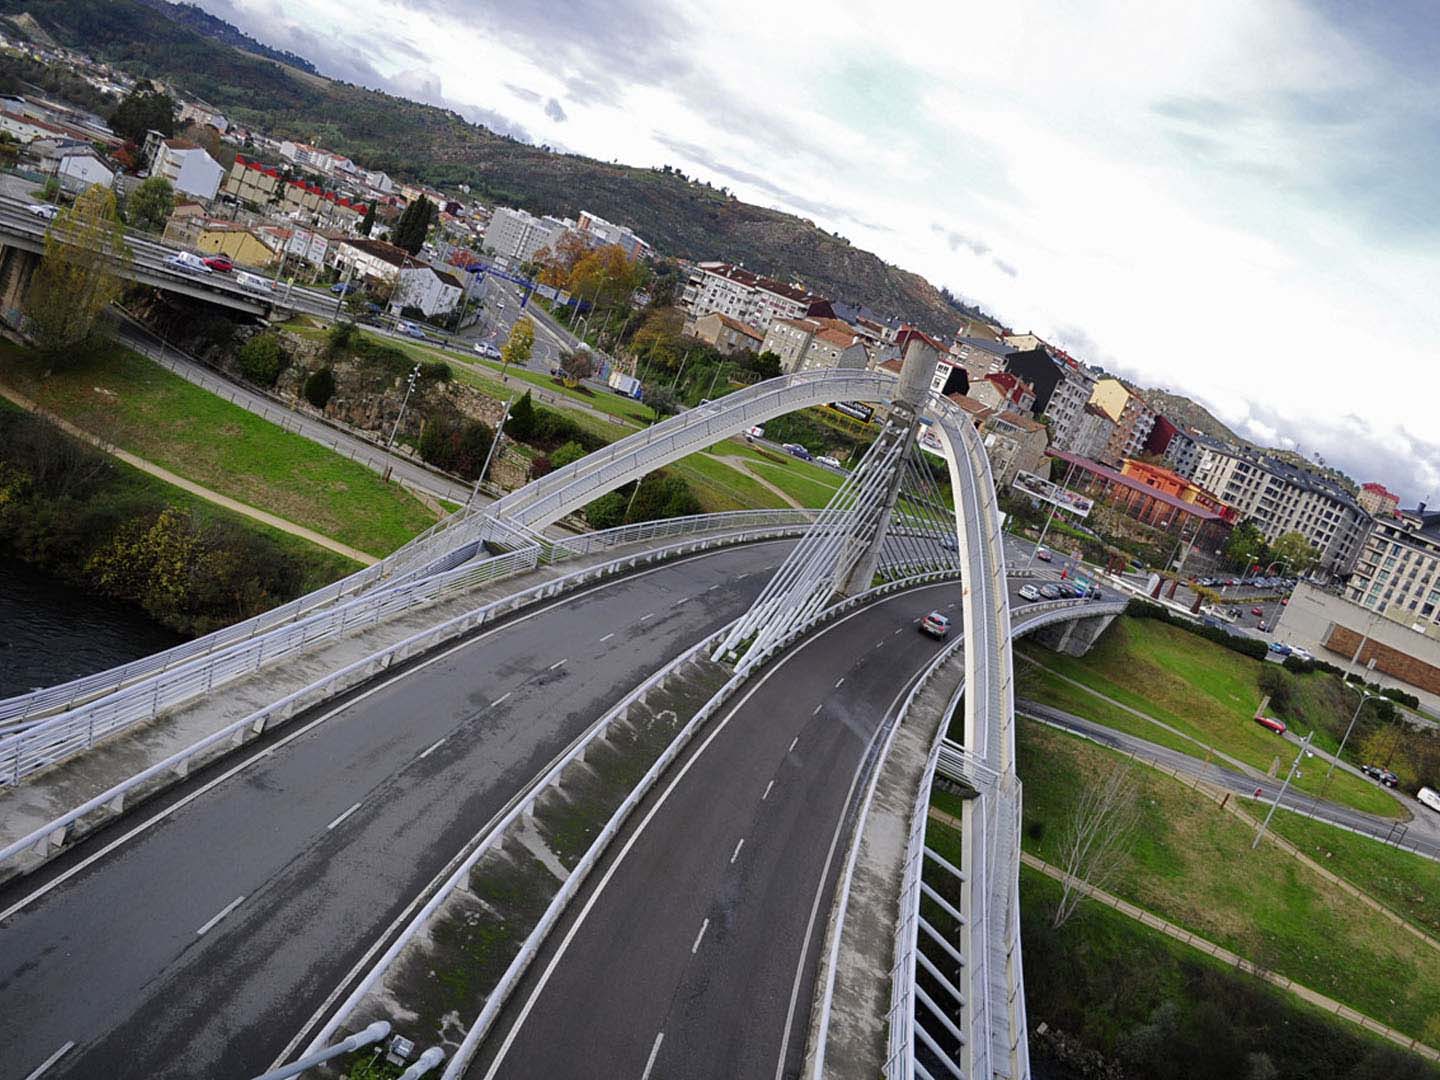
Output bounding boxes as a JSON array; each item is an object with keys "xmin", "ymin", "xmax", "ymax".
[
  {"xmin": 237, "ymin": 333, "xmax": 287, "ymax": 387},
  {"xmin": 108, "ymin": 81, "xmax": 176, "ymax": 144},
  {"xmin": 558, "ymin": 347, "xmax": 596, "ymax": 385},
  {"xmin": 644, "ymin": 383, "xmax": 680, "ymax": 420},
  {"xmin": 129, "ymin": 176, "xmax": 174, "ymax": 234},
  {"xmin": 630, "ymin": 306, "xmax": 684, "ymax": 370},
  {"xmin": 1269, "ymin": 530, "xmax": 1318, "ymax": 575},
  {"xmin": 550, "ymin": 441, "xmax": 587, "ymax": 469},
  {"xmin": 1224, "ymin": 519, "xmax": 1269, "ymax": 573},
  {"xmin": 500, "ymin": 316, "xmax": 535, "ymax": 380},
  {"xmin": 1052, "ymin": 759, "xmax": 1140, "ymax": 928},
  {"xmin": 358, "ymin": 203, "xmax": 376, "ymax": 237},
  {"xmin": 302, "ymin": 367, "xmax": 336, "ymax": 408},
  {"xmin": 392, "ymin": 195, "xmax": 435, "ymax": 254},
  {"xmin": 25, "ymin": 184, "xmax": 130, "ymax": 363},
  {"xmin": 506, "ymin": 391, "xmax": 538, "ymax": 440}
]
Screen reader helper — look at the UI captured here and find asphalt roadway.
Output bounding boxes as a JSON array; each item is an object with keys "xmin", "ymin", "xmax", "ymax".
[
  {"xmin": 1019, "ymin": 700, "xmax": 1440, "ymax": 860},
  {"xmin": 476, "ymin": 571, "xmax": 1074, "ymax": 1080},
  {"xmin": 0, "ymin": 542, "xmax": 791, "ymax": 1080}
]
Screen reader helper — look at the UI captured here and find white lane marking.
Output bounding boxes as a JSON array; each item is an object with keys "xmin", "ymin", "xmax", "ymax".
[
  {"xmin": 548, "ymin": 659, "xmax": 567, "ymax": 671},
  {"xmin": 196, "ymin": 894, "xmax": 246, "ymax": 936},
  {"xmin": 762, "ymin": 779, "xmax": 775, "ymax": 801},
  {"xmin": 691, "ymin": 917, "xmax": 710, "ymax": 954},
  {"xmin": 641, "ymin": 1032, "xmax": 665, "ymax": 1080},
  {"xmin": 327, "ymin": 802, "xmax": 363, "ymax": 831},
  {"xmin": 834, "ymin": 678, "xmax": 845, "ymax": 689},
  {"xmin": 640, "ymin": 612, "xmax": 655, "ymax": 621},
  {"xmin": 812, "ymin": 705, "xmax": 822, "ymax": 716},
  {"xmin": 22, "ymin": 1041, "xmax": 75, "ymax": 1080},
  {"xmin": 893, "ymin": 627, "xmax": 903, "ymax": 635},
  {"xmin": 418, "ymin": 737, "xmax": 446, "ymax": 760},
  {"xmin": 730, "ymin": 838, "xmax": 745, "ymax": 864},
  {"xmin": 789, "ymin": 737, "xmax": 798, "ymax": 753},
  {"xmin": 598, "ymin": 632, "xmax": 615, "ymax": 643},
  {"xmin": 708, "ymin": 584, "xmax": 720, "ymax": 591},
  {"xmin": 491, "ymin": 691, "xmax": 512, "ymax": 708},
  {"xmin": 479, "ymin": 582, "xmax": 956, "ymax": 1079}
]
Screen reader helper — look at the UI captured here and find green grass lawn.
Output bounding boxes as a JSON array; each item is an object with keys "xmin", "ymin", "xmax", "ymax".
[
  {"xmin": 1017, "ymin": 616, "xmax": 1402, "ymax": 817},
  {"xmin": 748, "ymin": 460, "xmax": 842, "ymax": 509},
  {"xmin": 1016, "ymin": 662, "xmax": 1205, "ymax": 758},
  {"xmin": 1016, "ymin": 719, "xmax": 1440, "ymax": 1045},
  {"xmin": 0, "ymin": 341, "xmax": 438, "ymax": 557},
  {"xmin": 670, "ymin": 452, "xmax": 788, "ymax": 513},
  {"xmin": 1264, "ymin": 808, "xmax": 1440, "ymax": 939}
]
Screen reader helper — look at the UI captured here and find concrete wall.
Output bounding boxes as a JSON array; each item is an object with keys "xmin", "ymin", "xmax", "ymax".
[{"xmin": 1273, "ymin": 582, "xmax": 1440, "ymax": 713}]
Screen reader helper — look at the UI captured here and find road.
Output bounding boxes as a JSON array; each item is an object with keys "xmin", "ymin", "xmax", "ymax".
[
  {"xmin": 0, "ymin": 542, "xmax": 792, "ymax": 1080},
  {"xmin": 1019, "ymin": 700, "xmax": 1440, "ymax": 859},
  {"xmin": 476, "ymin": 572, "xmax": 1072, "ymax": 1080}
]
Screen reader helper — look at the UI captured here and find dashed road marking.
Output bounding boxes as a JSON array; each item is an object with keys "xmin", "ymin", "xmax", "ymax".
[
  {"xmin": 731, "ymin": 838, "xmax": 745, "ymax": 864},
  {"xmin": 673, "ymin": 597, "xmax": 689, "ymax": 607},
  {"xmin": 418, "ymin": 737, "xmax": 446, "ymax": 760},
  {"xmin": 491, "ymin": 691, "xmax": 512, "ymax": 708},
  {"xmin": 548, "ymin": 659, "xmax": 567, "ymax": 671},
  {"xmin": 691, "ymin": 917, "xmax": 710, "ymax": 954},
  {"xmin": 641, "ymin": 1032, "xmax": 665, "ymax": 1080},
  {"xmin": 894, "ymin": 628, "xmax": 903, "ymax": 635},
  {"xmin": 196, "ymin": 895, "xmax": 246, "ymax": 936},
  {"xmin": 762, "ymin": 779, "xmax": 775, "ymax": 801},
  {"xmin": 598, "ymin": 632, "xmax": 615, "ymax": 643},
  {"xmin": 640, "ymin": 612, "xmax": 655, "ymax": 621},
  {"xmin": 22, "ymin": 1040, "xmax": 74, "ymax": 1080},
  {"xmin": 834, "ymin": 678, "xmax": 845, "ymax": 689},
  {"xmin": 708, "ymin": 584, "xmax": 721, "ymax": 591},
  {"xmin": 813, "ymin": 705, "xmax": 822, "ymax": 716},
  {"xmin": 326, "ymin": 802, "xmax": 362, "ymax": 831},
  {"xmin": 789, "ymin": 737, "xmax": 798, "ymax": 753}
]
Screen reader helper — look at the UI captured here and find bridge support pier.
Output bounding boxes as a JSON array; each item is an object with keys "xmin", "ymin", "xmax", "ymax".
[
  {"xmin": 0, "ymin": 243, "xmax": 37, "ymax": 327},
  {"xmin": 1031, "ymin": 612, "xmax": 1116, "ymax": 657}
]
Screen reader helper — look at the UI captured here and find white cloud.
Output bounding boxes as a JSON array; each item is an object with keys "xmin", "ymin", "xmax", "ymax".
[{"xmin": 208, "ymin": 0, "xmax": 1440, "ymax": 500}]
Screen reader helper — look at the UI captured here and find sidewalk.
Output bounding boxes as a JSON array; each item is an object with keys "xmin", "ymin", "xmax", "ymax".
[
  {"xmin": 1009, "ymin": 840, "xmax": 1440, "ymax": 1064},
  {"xmin": 0, "ymin": 382, "xmax": 378, "ymax": 566}
]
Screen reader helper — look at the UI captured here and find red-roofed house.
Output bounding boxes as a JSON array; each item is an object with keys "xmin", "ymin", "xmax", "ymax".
[
  {"xmin": 760, "ymin": 316, "xmax": 866, "ymax": 374},
  {"xmin": 1358, "ymin": 482, "xmax": 1401, "ymax": 519},
  {"xmin": 691, "ymin": 312, "xmax": 765, "ymax": 356},
  {"xmin": 969, "ymin": 371, "xmax": 1036, "ymax": 416}
]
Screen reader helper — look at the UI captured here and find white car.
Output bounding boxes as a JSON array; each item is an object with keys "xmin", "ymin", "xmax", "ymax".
[
  {"xmin": 816, "ymin": 455, "xmax": 842, "ymax": 469},
  {"xmin": 473, "ymin": 341, "xmax": 502, "ymax": 359},
  {"xmin": 1018, "ymin": 584, "xmax": 1042, "ymax": 602},
  {"xmin": 166, "ymin": 251, "xmax": 212, "ymax": 274},
  {"xmin": 26, "ymin": 202, "xmax": 59, "ymax": 220}
]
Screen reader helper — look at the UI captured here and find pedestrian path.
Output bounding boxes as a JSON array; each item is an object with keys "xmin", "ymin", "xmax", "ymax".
[{"xmin": 0, "ymin": 382, "xmax": 377, "ymax": 566}]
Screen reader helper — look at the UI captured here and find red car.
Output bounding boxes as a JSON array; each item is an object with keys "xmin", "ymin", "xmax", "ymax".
[
  {"xmin": 1254, "ymin": 715, "xmax": 1287, "ymax": 734},
  {"xmin": 202, "ymin": 254, "xmax": 234, "ymax": 272},
  {"xmin": 1251, "ymin": 606, "xmax": 1264, "ymax": 617},
  {"xmin": 1035, "ymin": 548, "xmax": 1053, "ymax": 562}
]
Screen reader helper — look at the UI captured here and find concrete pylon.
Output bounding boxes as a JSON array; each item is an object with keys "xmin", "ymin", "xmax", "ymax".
[{"xmin": 833, "ymin": 336, "xmax": 935, "ymax": 596}]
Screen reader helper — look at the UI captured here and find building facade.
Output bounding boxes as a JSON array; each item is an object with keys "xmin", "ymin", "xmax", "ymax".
[
  {"xmin": 483, "ymin": 206, "xmax": 573, "ymax": 264},
  {"xmin": 145, "ymin": 135, "xmax": 224, "ymax": 201},
  {"xmin": 576, "ymin": 210, "xmax": 649, "ymax": 258},
  {"xmin": 1358, "ymin": 482, "xmax": 1401, "ymax": 519},
  {"xmin": 393, "ymin": 265, "xmax": 463, "ymax": 317},
  {"xmin": 681, "ymin": 261, "xmax": 824, "ymax": 332},
  {"xmin": 691, "ymin": 312, "xmax": 765, "ymax": 356},
  {"xmin": 760, "ymin": 317, "xmax": 866, "ymax": 374},
  {"xmin": 1344, "ymin": 505, "xmax": 1440, "ymax": 639}
]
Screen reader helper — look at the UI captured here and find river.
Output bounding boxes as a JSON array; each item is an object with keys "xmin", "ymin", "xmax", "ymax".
[{"xmin": 0, "ymin": 559, "xmax": 183, "ymax": 700}]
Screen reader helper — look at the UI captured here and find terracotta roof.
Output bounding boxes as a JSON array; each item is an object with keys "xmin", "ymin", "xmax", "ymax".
[
  {"xmin": 877, "ymin": 358, "xmax": 904, "ymax": 374},
  {"xmin": 946, "ymin": 393, "xmax": 995, "ymax": 420},
  {"xmin": 815, "ymin": 326, "xmax": 860, "ymax": 348},
  {"xmin": 711, "ymin": 312, "xmax": 764, "ymax": 339},
  {"xmin": 897, "ymin": 325, "xmax": 947, "ymax": 352},
  {"xmin": 992, "ymin": 411, "xmax": 1046, "ymax": 434},
  {"xmin": 340, "ymin": 237, "xmax": 411, "ymax": 267},
  {"xmin": 163, "ymin": 137, "xmax": 200, "ymax": 150}
]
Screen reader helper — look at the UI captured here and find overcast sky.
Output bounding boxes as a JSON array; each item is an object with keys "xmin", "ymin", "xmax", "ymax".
[{"xmin": 201, "ymin": 0, "xmax": 1440, "ymax": 503}]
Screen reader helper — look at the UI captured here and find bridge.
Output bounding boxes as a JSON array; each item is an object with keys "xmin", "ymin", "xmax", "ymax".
[
  {"xmin": 0, "ymin": 344, "xmax": 1125, "ymax": 1079},
  {"xmin": 0, "ymin": 194, "xmax": 342, "ymax": 321}
]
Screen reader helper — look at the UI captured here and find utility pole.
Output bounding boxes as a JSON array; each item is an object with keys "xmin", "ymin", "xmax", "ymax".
[
  {"xmin": 1028, "ymin": 458, "xmax": 1078, "ymax": 568},
  {"xmin": 1252, "ymin": 730, "xmax": 1313, "ymax": 849},
  {"xmin": 387, "ymin": 362, "xmax": 421, "ymax": 450},
  {"xmin": 470, "ymin": 396, "xmax": 513, "ymax": 507}
]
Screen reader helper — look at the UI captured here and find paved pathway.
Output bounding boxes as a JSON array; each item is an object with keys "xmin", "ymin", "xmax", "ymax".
[
  {"xmin": 925, "ymin": 806, "xmax": 1440, "ymax": 1064},
  {"xmin": 0, "ymin": 383, "xmax": 378, "ymax": 566},
  {"xmin": 713, "ymin": 453, "xmax": 804, "ymax": 509}
]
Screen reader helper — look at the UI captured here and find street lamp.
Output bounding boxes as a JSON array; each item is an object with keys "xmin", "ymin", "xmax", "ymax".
[
  {"xmin": 387, "ymin": 362, "xmax": 421, "ymax": 449},
  {"xmin": 1323, "ymin": 689, "xmax": 1373, "ymax": 795}
]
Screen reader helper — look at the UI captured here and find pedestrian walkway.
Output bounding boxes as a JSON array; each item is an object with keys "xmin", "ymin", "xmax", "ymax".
[
  {"xmin": 927, "ymin": 805, "xmax": 1440, "ymax": 1064},
  {"xmin": 0, "ymin": 382, "xmax": 378, "ymax": 566}
]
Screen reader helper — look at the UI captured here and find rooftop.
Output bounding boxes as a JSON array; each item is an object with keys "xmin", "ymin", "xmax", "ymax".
[{"xmin": 1047, "ymin": 450, "xmax": 1226, "ymax": 522}]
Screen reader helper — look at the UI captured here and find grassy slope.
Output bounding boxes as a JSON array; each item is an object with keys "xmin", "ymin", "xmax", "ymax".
[
  {"xmin": 1017, "ymin": 616, "xmax": 1401, "ymax": 817},
  {"xmin": 1017, "ymin": 720, "xmax": 1440, "ymax": 1044},
  {"xmin": 0, "ymin": 341, "xmax": 436, "ymax": 556}
]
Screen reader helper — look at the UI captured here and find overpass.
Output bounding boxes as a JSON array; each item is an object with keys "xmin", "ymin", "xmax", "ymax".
[{"xmin": 0, "ymin": 355, "xmax": 1124, "ymax": 1078}]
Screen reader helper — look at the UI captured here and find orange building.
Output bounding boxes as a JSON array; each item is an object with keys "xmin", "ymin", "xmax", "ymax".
[{"xmin": 1119, "ymin": 459, "xmax": 1237, "ymax": 522}]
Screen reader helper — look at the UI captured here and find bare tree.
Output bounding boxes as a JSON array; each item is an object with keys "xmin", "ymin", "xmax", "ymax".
[{"xmin": 1052, "ymin": 759, "xmax": 1141, "ymax": 929}]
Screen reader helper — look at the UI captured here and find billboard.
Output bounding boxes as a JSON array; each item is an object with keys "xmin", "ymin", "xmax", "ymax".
[
  {"xmin": 1013, "ymin": 470, "xmax": 1094, "ymax": 519},
  {"xmin": 828, "ymin": 401, "xmax": 875, "ymax": 424}
]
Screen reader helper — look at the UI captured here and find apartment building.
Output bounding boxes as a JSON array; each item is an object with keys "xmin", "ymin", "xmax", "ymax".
[
  {"xmin": 1344, "ymin": 505, "xmax": 1440, "ymax": 641},
  {"xmin": 223, "ymin": 155, "xmax": 282, "ymax": 206},
  {"xmin": 143, "ymin": 133, "xmax": 223, "ymax": 200},
  {"xmin": 1002, "ymin": 348, "xmax": 1097, "ymax": 451},
  {"xmin": 1089, "ymin": 377, "xmax": 1157, "ymax": 465},
  {"xmin": 681, "ymin": 262, "xmax": 825, "ymax": 332},
  {"xmin": 1358, "ymin": 482, "xmax": 1401, "ymax": 519},
  {"xmin": 393, "ymin": 265, "xmax": 464, "ymax": 317},
  {"xmin": 968, "ymin": 372, "xmax": 1036, "ymax": 416},
  {"xmin": 942, "ymin": 393, "xmax": 1049, "ymax": 488},
  {"xmin": 483, "ymin": 206, "xmax": 573, "ymax": 264},
  {"xmin": 1145, "ymin": 416, "xmax": 1202, "ymax": 479},
  {"xmin": 1070, "ymin": 402, "xmax": 1117, "ymax": 462},
  {"xmin": 948, "ymin": 336, "xmax": 1015, "ymax": 386},
  {"xmin": 690, "ymin": 312, "xmax": 765, "ymax": 356},
  {"xmin": 1191, "ymin": 438, "xmax": 1371, "ymax": 575},
  {"xmin": 760, "ymin": 317, "xmax": 866, "ymax": 374},
  {"xmin": 576, "ymin": 211, "xmax": 650, "ymax": 259}
]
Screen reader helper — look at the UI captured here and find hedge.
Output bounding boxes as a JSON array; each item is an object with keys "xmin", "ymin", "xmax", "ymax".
[{"xmin": 1125, "ymin": 599, "xmax": 1269, "ymax": 660}]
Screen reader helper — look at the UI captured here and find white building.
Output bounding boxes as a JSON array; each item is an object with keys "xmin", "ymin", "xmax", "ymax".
[
  {"xmin": 483, "ymin": 206, "xmax": 574, "ymax": 264},
  {"xmin": 1345, "ymin": 505, "xmax": 1440, "ymax": 640},
  {"xmin": 145, "ymin": 134, "xmax": 224, "ymax": 201},
  {"xmin": 1191, "ymin": 437, "xmax": 1372, "ymax": 576},
  {"xmin": 257, "ymin": 224, "xmax": 330, "ymax": 268},
  {"xmin": 331, "ymin": 237, "xmax": 411, "ymax": 284},
  {"xmin": 279, "ymin": 140, "xmax": 340, "ymax": 175},
  {"xmin": 393, "ymin": 264, "xmax": 464, "ymax": 318},
  {"xmin": 681, "ymin": 261, "xmax": 823, "ymax": 333},
  {"xmin": 576, "ymin": 210, "xmax": 649, "ymax": 258}
]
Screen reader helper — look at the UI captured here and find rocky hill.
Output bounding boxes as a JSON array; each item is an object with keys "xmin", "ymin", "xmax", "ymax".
[
  {"xmin": 5, "ymin": 0, "xmax": 966, "ymax": 335},
  {"xmin": 1141, "ymin": 388, "xmax": 1240, "ymax": 443}
]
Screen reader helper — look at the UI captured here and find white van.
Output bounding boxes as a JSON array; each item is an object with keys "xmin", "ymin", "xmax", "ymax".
[
  {"xmin": 166, "ymin": 250, "xmax": 211, "ymax": 274},
  {"xmin": 1419, "ymin": 787, "xmax": 1440, "ymax": 814},
  {"xmin": 235, "ymin": 271, "xmax": 273, "ymax": 294}
]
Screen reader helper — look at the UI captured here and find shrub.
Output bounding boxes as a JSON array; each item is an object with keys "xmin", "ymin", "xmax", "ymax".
[
  {"xmin": 325, "ymin": 320, "xmax": 358, "ymax": 357},
  {"xmin": 1381, "ymin": 686, "xmax": 1420, "ymax": 709},
  {"xmin": 237, "ymin": 333, "xmax": 287, "ymax": 387},
  {"xmin": 528, "ymin": 454, "xmax": 552, "ymax": 480},
  {"xmin": 418, "ymin": 417, "xmax": 493, "ymax": 481},
  {"xmin": 1257, "ymin": 666, "xmax": 1292, "ymax": 714},
  {"xmin": 302, "ymin": 367, "xmax": 336, "ymax": 409},
  {"xmin": 419, "ymin": 360, "xmax": 451, "ymax": 383},
  {"xmin": 1126, "ymin": 599, "xmax": 1268, "ymax": 660},
  {"xmin": 584, "ymin": 491, "xmax": 626, "ymax": 529},
  {"xmin": 550, "ymin": 441, "xmax": 587, "ymax": 469},
  {"xmin": 506, "ymin": 391, "xmax": 538, "ymax": 441}
]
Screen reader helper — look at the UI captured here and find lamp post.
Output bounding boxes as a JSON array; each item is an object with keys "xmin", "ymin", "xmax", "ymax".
[
  {"xmin": 1323, "ymin": 689, "xmax": 1372, "ymax": 795},
  {"xmin": 1253, "ymin": 730, "xmax": 1313, "ymax": 849},
  {"xmin": 387, "ymin": 362, "xmax": 421, "ymax": 450},
  {"xmin": 469, "ymin": 395, "xmax": 513, "ymax": 507},
  {"xmin": 1027, "ymin": 457, "xmax": 1078, "ymax": 569}
]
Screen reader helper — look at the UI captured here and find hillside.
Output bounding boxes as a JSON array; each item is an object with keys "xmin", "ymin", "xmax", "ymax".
[
  {"xmin": 1141, "ymin": 388, "xmax": 1240, "ymax": 443},
  {"xmin": 3, "ymin": 0, "xmax": 965, "ymax": 335},
  {"xmin": 131, "ymin": 0, "xmax": 318, "ymax": 74}
]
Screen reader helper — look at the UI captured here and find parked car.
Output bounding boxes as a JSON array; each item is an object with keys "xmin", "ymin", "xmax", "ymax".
[
  {"xmin": 746, "ymin": 425, "xmax": 764, "ymax": 441},
  {"xmin": 1039, "ymin": 584, "xmax": 1062, "ymax": 600},
  {"xmin": 1361, "ymin": 765, "xmax": 1399, "ymax": 788},
  {"xmin": 473, "ymin": 341, "xmax": 502, "ymax": 359},
  {"xmin": 816, "ymin": 455, "xmax": 842, "ymax": 469},
  {"xmin": 330, "ymin": 281, "xmax": 357, "ymax": 295},
  {"xmin": 202, "ymin": 254, "xmax": 233, "ymax": 272},
  {"xmin": 26, "ymin": 202, "xmax": 58, "ymax": 220},
  {"xmin": 1267, "ymin": 641, "xmax": 1292, "ymax": 656},
  {"xmin": 1254, "ymin": 715, "xmax": 1287, "ymax": 734},
  {"xmin": 166, "ymin": 251, "xmax": 211, "ymax": 274},
  {"xmin": 1251, "ymin": 606, "xmax": 1264, "ymax": 617},
  {"xmin": 1417, "ymin": 787, "xmax": 1440, "ymax": 814},
  {"xmin": 1018, "ymin": 584, "xmax": 1041, "ymax": 602},
  {"xmin": 782, "ymin": 443, "xmax": 812, "ymax": 461},
  {"xmin": 920, "ymin": 611, "xmax": 951, "ymax": 639},
  {"xmin": 1035, "ymin": 548, "xmax": 1053, "ymax": 562}
]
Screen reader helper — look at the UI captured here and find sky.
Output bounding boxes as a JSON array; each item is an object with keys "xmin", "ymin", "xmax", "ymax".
[{"xmin": 198, "ymin": 0, "xmax": 1440, "ymax": 503}]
